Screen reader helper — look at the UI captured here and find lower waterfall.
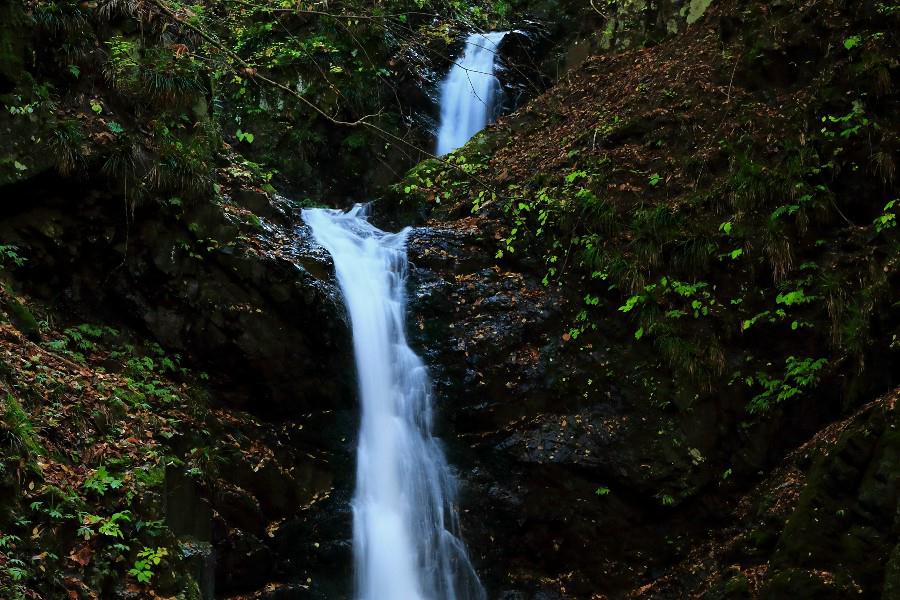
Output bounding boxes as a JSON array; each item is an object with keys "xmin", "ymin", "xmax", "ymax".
[{"xmin": 302, "ymin": 205, "xmax": 485, "ymax": 600}]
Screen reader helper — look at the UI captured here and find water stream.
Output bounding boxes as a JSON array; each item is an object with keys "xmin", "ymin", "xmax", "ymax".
[
  {"xmin": 436, "ymin": 31, "xmax": 508, "ymax": 156},
  {"xmin": 302, "ymin": 206, "xmax": 485, "ymax": 600}
]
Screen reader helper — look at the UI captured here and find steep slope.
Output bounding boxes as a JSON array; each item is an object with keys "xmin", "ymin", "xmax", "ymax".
[{"xmin": 389, "ymin": 0, "xmax": 899, "ymax": 597}]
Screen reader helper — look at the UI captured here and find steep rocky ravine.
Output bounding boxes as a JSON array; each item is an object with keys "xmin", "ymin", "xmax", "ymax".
[{"xmin": 1, "ymin": 0, "xmax": 898, "ymax": 599}]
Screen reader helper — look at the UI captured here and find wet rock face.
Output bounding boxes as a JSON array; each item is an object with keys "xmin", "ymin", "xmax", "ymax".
[
  {"xmin": 405, "ymin": 216, "xmax": 900, "ymax": 599},
  {"xmin": 496, "ymin": 30, "xmax": 552, "ymax": 118},
  {"xmin": 0, "ymin": 173, "xmax": 353, "ymax": 418},
  {"xmin": 405, "ymin": 218, "xmax": 719, "ymax": 597}
]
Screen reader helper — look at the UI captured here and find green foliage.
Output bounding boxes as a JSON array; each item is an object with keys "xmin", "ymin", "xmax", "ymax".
[
  {"xmin": 0, "ymin": 245, "xmax": 26, "ymax": 268},
  {"xmin": 618, "ymin": 294, "xmax": 644, "ymax": 314},
  {"xmin": 83, "ymin": 466, "xmax": 124, "ymax": 496},
  {"xmin": 617, "ymin": 277, "xmax": 718, "ymax": 321},
  {"xmin": 117, "ymin": 343, "xmax": 187, "ymax": 406},
  {"xmin": 6, "ymin": 558, "xmax": 28, "ymax": 582},
  {"xmin": 129, "ymin": 546, "xmax": 169, "ymax": 583},
  {"xmin": 819, "ymin": 101, "xmax": 873, "ymax": 140},
  {"xmin": 775, "ymin": 288, "xmax": 816, "ymax": 307},
  {"xmin": 50, "ymin": 119, "xmax": 86, "ymax": 175},
  {"xmin": 44, "ymin": 323, "xmax": 118, "ymax": 363},
  {"xmin": 747, "ymin": 357, "xmax": 828, "ymax": 413},
  {"xmin": 98, "ymin": 511, "xmax": 131, "ymax": 538},
  {"xmin": 80, "ymin": 510, "xmax": 132, "ymax": 539},
  {"xmin": 235, "ymin": 129, "xmax": 255, "ymax": 144},
  {"xmin": 769, "ymin": 188, "xmax": 821, "ymax": 223},
  {"xmin": 843, "ymin": 35, "xmax": 861, "ymax": 50},
  {"xmin": 3, "ymin": 394, "xmax": 45, "ymax": 458},
  {"xmin": 42, "ymin": 324, "xmax": 189, "ymax": 408},
  {"xmin": 873, "ymin": 199, "xmax": 897, "ymax": 233},
  {"xmin": 565, "ymin": 170, "xmax": 587, "ymax": 184},
  {"xmin": 104, "ymin": 34, "xmax": 204, "ymax": 103},
  {"xmin": 146, "ymin": 117, "xmax": 217, "ymax": 199}
]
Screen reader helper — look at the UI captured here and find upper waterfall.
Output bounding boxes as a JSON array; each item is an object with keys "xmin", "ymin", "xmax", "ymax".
[
  {"xmin": 302, "ymin": 205, "xmax": 486, "ymax": 600},
  {"xmin": 436, "ymin": 31, "xmax": 508, "ymax": 156}
]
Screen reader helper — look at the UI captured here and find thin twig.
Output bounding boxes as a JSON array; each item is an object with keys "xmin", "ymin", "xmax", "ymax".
[{"xmin": 726, "ymin": 56, "xmax": 739, "ymax": 102}]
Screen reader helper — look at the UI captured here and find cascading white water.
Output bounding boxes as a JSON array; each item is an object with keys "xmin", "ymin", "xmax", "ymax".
[
  {"xmin": 436, "ymin": 31, "xmax": 508, "ymax": 156},
  {"xmin": 302, "ymin": 205, "xmax": 485, "ymax": 600}
]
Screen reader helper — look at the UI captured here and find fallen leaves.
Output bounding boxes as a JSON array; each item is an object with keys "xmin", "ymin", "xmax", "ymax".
[{"xmin": 69, "ymin": 544, "xmax": 93, "ymax": 567}]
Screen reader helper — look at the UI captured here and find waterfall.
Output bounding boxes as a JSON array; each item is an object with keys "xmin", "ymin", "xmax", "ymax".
[
  {"xmin": 436, "ymin": 31, "xmax": 508, "ymax": 156},
  {"xmin": 302, "ymin": 205, "xmax": 485, "ymax": 600}
]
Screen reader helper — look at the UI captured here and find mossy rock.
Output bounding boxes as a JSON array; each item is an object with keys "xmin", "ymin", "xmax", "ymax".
[
  {"xmin": 770, "ymin": 403, "xmax": 899, "ymax": 593},
  {"xmin": 706, "ymin": 573, "xmax": 752, "ymax": 599},
  {"xmin": 0, "ymin": 287, "xmax": 40, "ymax": 341},
  {"xmin": 685, "ymin": 0, "xmax": 715, "ymax": 24},
  {"xmin": 883, "ymin": 543, "xmax": 900, "ymax": 599},
  {"xmin": 0, "ymin": 3, "xmax": 25, "ymax": 89},
  {"xmin": 760, "ymin": 568, "xmax": 860, "ymax": 599}
]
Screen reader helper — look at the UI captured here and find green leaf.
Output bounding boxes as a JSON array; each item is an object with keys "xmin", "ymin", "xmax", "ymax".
[
  {"xmin": 618, "ymin": 295, "xmax": 644, "ymax": 313},
  {"xmin": 776, "ymin": 289, "xmax": 816, "ymax": 306},
  {"xmin": 565, "ymin": 170, "xmax": 587, "ymax": 184}
]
